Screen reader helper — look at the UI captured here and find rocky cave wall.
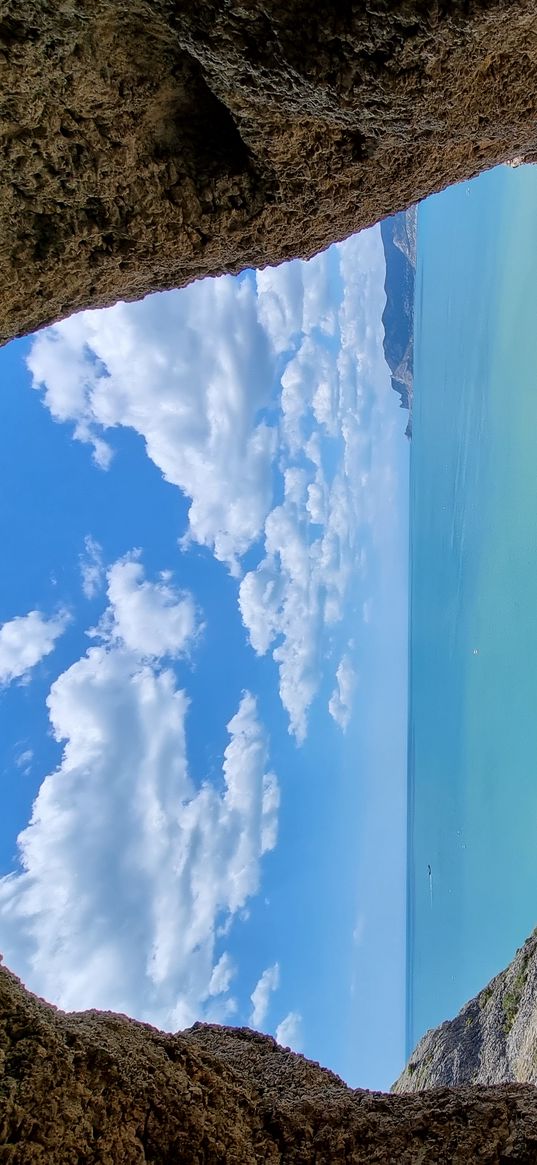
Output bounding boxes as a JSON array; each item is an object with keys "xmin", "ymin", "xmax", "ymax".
[
  {"xmin": 3, "ymin": 0, "xmax": 537, "ymax": 343},
  {"xmin": 3, "ymin": 961, "xmax": 537, "ymax": 1163}
]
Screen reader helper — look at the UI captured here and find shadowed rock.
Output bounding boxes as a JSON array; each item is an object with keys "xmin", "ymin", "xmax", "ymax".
[
  {"xmin": 394, "ymin": 930, "xmax": 537, "ymax": 1092},
  {"xmin": 3, "ymin": 961, "xmax": 537, "ymax": 1162},
  {"xmin": 3, "ymin": 0, "xmax": 537, "ymax": 342}
]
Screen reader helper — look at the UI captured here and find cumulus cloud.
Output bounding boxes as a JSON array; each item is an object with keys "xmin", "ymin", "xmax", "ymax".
[
  {"xmin": 250, "ymin": 963, "xmax": 280, "ymax": 1029},
  {"xmin": 98, "ymin": 554, "xmax": 200, "ymax": 659},
  {"xmin": 239, "ymin": 461, "xmax": 357, "ymax": 740},
  {"xmin": 328, "ymin": 654, "xmax": 357, "ymax": 732},
  {"xmin": 80, "ymin": 536, "xmax": 105, "ymax": 599},
  {"xmin": 27, "ymin": 277, "xmax": 276, "ymax": 575},
  {"xmin": 239, "ymin": 230, "xmax": 394, "ymax": 739},
  {"xmin": 0, "ymin": 557, "xmax": 279, "ymax": 1029},
  {"xmin": 27, "ymin": 225, "xmax": 397, "ymax": 741},
  {"xmin": 275, "ymin": 1011, "xmax": 303, "ymax": 1051},
  {"xmin": 0, "ymin": 609, "xmax": 70, "ymax": 687}
]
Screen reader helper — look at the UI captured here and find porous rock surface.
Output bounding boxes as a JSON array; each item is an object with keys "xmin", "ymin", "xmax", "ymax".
[
  {"xmin": 394, "ymin": 931, "xmax": 537, "ymax": 1093},
  {"xmin": 3, "ymin": 962, "xmax": 537, "ymax": 1163},
  {"xmin": 3, "ymin": 0, "xmax": 537, "ymax": 343}
]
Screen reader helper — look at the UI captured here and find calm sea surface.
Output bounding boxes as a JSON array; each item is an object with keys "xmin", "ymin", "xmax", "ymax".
[{"xmin": 407, "ymin": 164, "xmax": 537, "ymax": 1054}]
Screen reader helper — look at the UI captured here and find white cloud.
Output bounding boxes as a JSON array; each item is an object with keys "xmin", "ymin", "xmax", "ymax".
[
  {"xmin": 98, "ymin": 554, "xmax": 200, "ymax": 659},
  {"xmin": 255, "ymin": 263, "xmax": 305, "ymax": 354},
  {"xmin": 27, "ymin": 225, "xmax": 400, "ymax": 741},
  {"xmin": 239, "ymin": 460, "xmax": 358, "ymax": 741},
  {"xmin": 80, "ymin": 536, "xmax": 105, "ymax": 599},
  {"xmin": 208, "ymin": 952, "xmax": 236, "ymax": 996},
  {"xmin": 240, "ymin": 229, "xmax": 395, "ymax": 740},
  {"xmin": 275, "ymin": 1011, "xmax": 303, "ymax": 1051},
  {"xmin": 15, "ymin": 748, "xmax": 33, "ymax": 776},
  {"xmin": 0, "ymin": 609, "xmax": 69, "ymax": 686},
  {"xmin": 27, "ymin": 277, "xmax": 277, "ymax": 575},
  {"xmin": 250, "ymin": 963, "xmax": 280, "ymax": 1029},
  {"xmin": 328, "ymin": 654, "xmax": 357, "ymax": 732},
  {"xmin": 0, "ymin": 557, "xmax": 279, "ymax": 1030}
]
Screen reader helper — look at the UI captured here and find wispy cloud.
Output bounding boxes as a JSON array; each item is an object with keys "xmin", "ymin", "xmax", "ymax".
[
  {"xmin": 14, "ymin": 748, "xmax": 34, "ymax": 776},
  {"xmin": 0, "ymin": 609, "xmax": 70, "ymax": 687},
  {"xmin": 0, "ymin": 557, "xmax": 279, "ymax": 1030},
  {"xmin": 80, "ymin": 535, "xmax": 105, "ymax": 599},
  {"xmin": 250, "ymin": 963, "xmax": 280, "ymax": 1029}
]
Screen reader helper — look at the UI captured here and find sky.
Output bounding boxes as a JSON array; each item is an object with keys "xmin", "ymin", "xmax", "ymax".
[{"xmin": 0, "ymin": 223, "xmax": 409, "ymax": 1090}]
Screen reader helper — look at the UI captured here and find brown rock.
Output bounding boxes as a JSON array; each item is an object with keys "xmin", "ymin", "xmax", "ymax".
[
  {"xmin": 3, "ymin": 0, "xmax": 537, "ymax": 343},
  {"xmin": 3, "ymin": 960, "xmax": 537, "ymax": 1163}
]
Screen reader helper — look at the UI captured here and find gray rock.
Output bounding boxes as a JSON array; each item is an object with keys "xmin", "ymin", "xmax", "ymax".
[{"xmin": 394, "ymin": 930, "xmax": 537, "ymax": 1091}]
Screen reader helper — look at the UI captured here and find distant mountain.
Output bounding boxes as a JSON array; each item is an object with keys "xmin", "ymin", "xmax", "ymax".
[
  {"xmin": 380, "ymin": 206, "xmax": 417, "ymax": 438},
  {"xmin": 392, "ymin": 929, "xmax": 537, "ymax": 1091}
]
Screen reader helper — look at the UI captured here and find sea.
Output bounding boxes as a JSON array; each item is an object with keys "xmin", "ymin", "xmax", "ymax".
[{"xmin": 407, "ymin": 162, "xmax": 537, "ymax": 1055}]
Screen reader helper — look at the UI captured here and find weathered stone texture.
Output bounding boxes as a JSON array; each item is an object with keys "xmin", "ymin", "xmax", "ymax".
[
  {"xmin": 395, "ymin": 931, "xmax": 537, "ymax": 1093},
  {"xmin": 3, "ymin": 0, "xmax": 537, "ymax": 342},
  {"xmin": 3, "ymin": 961, "xmax": 537, "ymax": 1163}
]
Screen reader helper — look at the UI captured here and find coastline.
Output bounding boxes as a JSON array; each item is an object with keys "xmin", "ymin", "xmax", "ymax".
[
  {"xmin": 380, "ymin": 205, "xmax": 417, "ymax": 438},
  {"xmin": 403, "ymin": 209, "xmax": 422, "ymax": 1060}
]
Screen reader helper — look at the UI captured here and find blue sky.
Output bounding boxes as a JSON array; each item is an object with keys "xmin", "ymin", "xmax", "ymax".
[{"xmin": 0, "ymin": 224, "xmax": 408, "ymax": 1089}]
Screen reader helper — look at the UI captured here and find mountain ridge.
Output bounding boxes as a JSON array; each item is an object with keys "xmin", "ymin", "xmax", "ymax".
[{"xmin": 380, "ymin": 207, "xmax": 417, "ymax": 438}]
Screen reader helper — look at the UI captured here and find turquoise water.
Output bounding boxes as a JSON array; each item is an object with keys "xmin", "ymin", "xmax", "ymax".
[{"xmin": 407, "ymin": 164, "xmax": 537, "ymax": 1054}]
